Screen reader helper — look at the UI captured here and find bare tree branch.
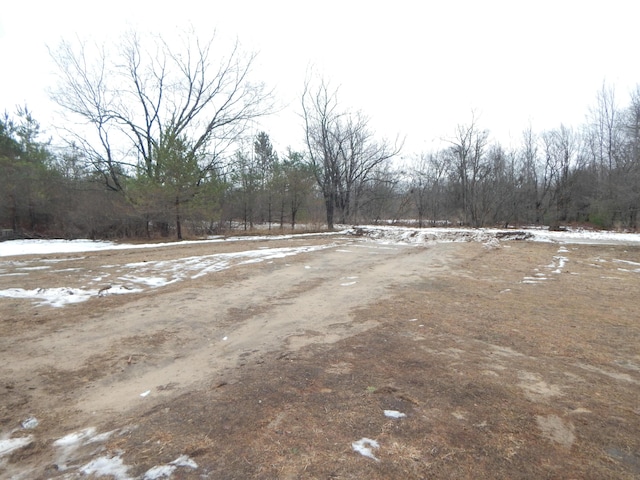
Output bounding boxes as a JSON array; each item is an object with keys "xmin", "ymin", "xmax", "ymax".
[{"xmin": 49, "ymin": 30, "xmax": 273, "ymax": 191}]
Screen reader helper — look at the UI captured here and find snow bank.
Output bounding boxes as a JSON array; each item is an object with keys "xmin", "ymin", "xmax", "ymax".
[
  {"xmin": 349, "ymin": 226, "xmax": 640, "ymax": 246},
  {"xmin": 0, "ymin": 231, "xmax": 347, "ymax": 258}
]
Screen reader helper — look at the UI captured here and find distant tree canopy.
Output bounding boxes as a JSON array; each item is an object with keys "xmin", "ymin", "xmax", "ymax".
[
  {"xmin": 0, "ymin": 107, "xmax": 57, "ymax": 235},
  {"xmin": 1, "ymin": 57, "xmax": 639, "ymax": 240},
  {"xmin": 401, "ymin": 86, "xmax": 640, "ymax": 230}
]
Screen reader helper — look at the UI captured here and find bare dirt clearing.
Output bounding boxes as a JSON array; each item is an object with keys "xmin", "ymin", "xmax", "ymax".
[{"xmin": 1, "ymin": 232, "xmax": 639, "ymax": 479}]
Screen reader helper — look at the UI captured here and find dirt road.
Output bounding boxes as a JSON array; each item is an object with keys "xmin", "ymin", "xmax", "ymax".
[{"xmin": 1, "ymin": 231, "xmax": 639, "ymax": 479}]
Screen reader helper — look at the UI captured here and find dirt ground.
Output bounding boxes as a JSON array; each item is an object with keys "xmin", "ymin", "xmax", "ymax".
[{"xmin": 1, "ymin": 231, "xmax": 639, "ymax": 479}]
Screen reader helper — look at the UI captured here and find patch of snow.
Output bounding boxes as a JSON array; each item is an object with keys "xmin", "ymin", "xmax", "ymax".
[
  {"xmin": 384, "ymin": 410, "xmax": 406, "ymax": 418},
  {"xmin": 340, "ymin": 281, "xmax": 357, "ymax": 286},
  {"xmin": 143, "ymin": 455, "xmax": 199, "ymax": 478},
  {"xmin": 80, "ymin": 455, "xmax": 131, "ymax": 480},
  {"xmin": 0, "ymin": 239, "xmax": 118, "ymax": 257},
  {"xmin": 0, "ymin": 436, "xmax": 33, "ymax": 457},
  {"xmin": 553, "ymin": 255, "xmax": 568, "ymax": 271},
  {"xmin": 618, "ymin": 267, "xmax": 640, "ymax": 273},
  {"xmin": 103, "ymin": 285, "xmax": 144, "ymax": 296},
  {"xmin": 614, "ymin": 259, "xmax": 640, "ymax": 266},
  {"xmin": 483, "ymin": 238, "xmax": 501, "ymax": 249},
  {"xmin": 52, "ymin": 427, "xmax": 115, "ymax": 472},
  {"xmin": 531, "ymin": 229, "xmax": 640, "ymax": 245},
  {"xmin": 118, "ymin": 275, "xmax": 174, "ymax": 287},
  {"xmin": 0, "ymin": 287, "xmax": 92, "ymax": 306},
  {"xmin": 140, "ymin": 390, "xmax": 151, "ymax": 397},
  {"xmin": 143, "ymin": 465, "xmax": 175, "ymax": 479},
  {"xmin": 0, "ymin": 232, "xmax": 347, "ymax": 258},
  {"xmin": 189, "ymin": 260, "xmax": 231, "ymax": 278},
  {"xmin": 171, "ymin": 455, "xmax": 198, "ymax": 468},
  {"xmin": 613, "ymin": 259, "xmax": 640, "ymax": 272},
  {"xmin": 0, "ymin": 285, "xmax": 142, "ymax": 307},
  {"xmin": 352, "ymin": 438, "xmax": 380, "ymax": 461},
  {"xmin": 522, "ymin": 275, "xmax": 547, "ymax": 284},
  {"xmin": 90, "ymin": 430, "xmax": 115, "ymax": 443},
  {"xmin": 1, "ymin": 245, "xmax": 333, "ymax": 307},
  {"xmin": 53, "ymin": 428, "xmax": 97, "ymax": 447}
]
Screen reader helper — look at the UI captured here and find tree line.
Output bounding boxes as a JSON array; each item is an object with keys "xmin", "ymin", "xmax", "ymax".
[
  {"xmin": 1, "ymin": 31, "xmax": 638, "ymax": 240},
  {"xmin": 404, "ymin": 85, "xmax": 640, "ymax": 230}
]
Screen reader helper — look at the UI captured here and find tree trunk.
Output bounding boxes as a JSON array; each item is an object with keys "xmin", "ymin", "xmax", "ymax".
[
  {"xmin": 175, "ymin": 196, "xmax": 183, "ymax": 240},
  {"xmin": 280, "ymin": 198, "xmax": 285, "ymax": 230},
  {"xmin": 325, "ymin": 193, "xmax": 335, "ymax": 230}
]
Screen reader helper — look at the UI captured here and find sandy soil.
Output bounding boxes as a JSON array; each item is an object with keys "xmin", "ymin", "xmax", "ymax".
[{"xmin": 1, "ymin": 232, "xmax": 639, "ymax": 479}]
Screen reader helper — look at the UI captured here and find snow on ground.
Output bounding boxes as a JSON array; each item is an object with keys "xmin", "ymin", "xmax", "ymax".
[
  {"xmin": 613, "ymin": 258, "xmax": 640, "ymax": 273},
  {"xmin": 0, "ymin": 231, "xmax": 345, "ymax": 258},
  {"xmin": 384, "ymin": 410, "xmax": 407, "ymax": 419},
  {"xmin": 352, "ymin": 438, "xmax": 380, "ymax": 461},
  {"xmin": 0, "ymin": 436, "xmax": 33, "ymax": 457},
  {"xmin": 520, "ymin": 245, "xmax": 572, "ymax": 285},
  {"xmin": 0, "ymin": 286, "xmax": 143, "ymax": 307},
  {"xmin": 79, "ymin": 452, "xmax": 198, "ymax": 480},
  {"xmin": 0, "ymin": 227, "xmax": 638, "ymax": 307},
  {"xmin": 0, "ymin": 421, "xmax": 199, "ymax": 480},
  {"xmin": 0, "ymin": 243, "xmax": 338, "ymax": 307},
  {"xmin": 352, "ymin": 225, "xmax": 640, "ymax": 246}
]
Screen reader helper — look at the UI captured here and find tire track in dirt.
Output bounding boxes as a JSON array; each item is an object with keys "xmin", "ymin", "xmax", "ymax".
[{"xmin": 74, "ymin": 240, "xmax": 444, "ymax": 416}]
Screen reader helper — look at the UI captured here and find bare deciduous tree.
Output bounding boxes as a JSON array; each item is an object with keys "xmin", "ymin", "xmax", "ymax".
[
  {"xmin": 410, "ymin": 152, "xmax": 447, "ymax": 227},
  {"xmin": 49, "ymin": 30, "xmax": 272, "ymax": 238},
  {"xmin": 50, "ymin": 30, "xmax": 271, "ymax": 183},
  {"xmin": 541, "ymin": 125, "xmax": 578, "ymax": 225},
  {"xmin": 446, "ymin": 116, "xmax": 489, "ymax": 226},
  {"xmin": 302, "ymin": 78, "xmax": 400, "ymax": 229}
]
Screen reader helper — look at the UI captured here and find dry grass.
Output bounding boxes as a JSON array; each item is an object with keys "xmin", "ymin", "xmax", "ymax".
[
  {"xmin": 97, "ymin": 241, "xmax": 640, "ymax": 479},
  {"xmin": 2, "ymin": 239, "xmax": 639, "ymax": 479}
]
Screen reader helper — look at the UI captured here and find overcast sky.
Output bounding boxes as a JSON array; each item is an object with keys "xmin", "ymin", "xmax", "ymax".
[{"xmin": 1, "ymin": 1, "xmax": 639, "ymax": 156}]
